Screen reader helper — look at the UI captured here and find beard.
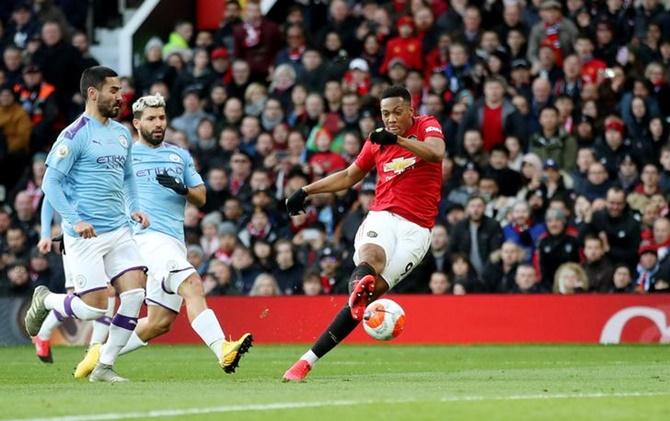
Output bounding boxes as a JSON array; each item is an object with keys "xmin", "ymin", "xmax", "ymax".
[
  {"xmin": 98, "ymin": 98, "xmax": 121, "ymax": 118},
  {"xmin": 140, "ymin": 127, "xmax": 164, "ymax": 145}
]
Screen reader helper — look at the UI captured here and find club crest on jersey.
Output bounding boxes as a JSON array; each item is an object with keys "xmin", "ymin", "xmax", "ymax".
[
  {"xmin": 169, "ymin": 153, "xmax": 183, "ymax": 163},
  {"xmin": 383, "ymin": 156, "xmax": 417, "ymax": 174},
  {"xmin": 75, "ymin": 275, "xmax": 87, "ymax": 289},
  {"xmin": 56, "ymin": 144, "xmax": 69, "ymax": 158},
  {"xmin": 118, "ymin": 135, "xmax": 128, "ymax": 148}
]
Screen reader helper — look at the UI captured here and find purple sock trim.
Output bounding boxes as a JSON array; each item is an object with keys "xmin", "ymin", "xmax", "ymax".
[
  {"xmin": 63, "ymin": 295, "xmax": 76, "ymax": 319},
  {"xmin": 111, "ymin": 314, "xmax": 138, "ymax": 331},
  {"xmin": 53, "ymin": 310, "xmax": 66, "ymax": 322},
  {"xmin": 95, "ymin": 316, "xmax": 112, "ymax": 326}
]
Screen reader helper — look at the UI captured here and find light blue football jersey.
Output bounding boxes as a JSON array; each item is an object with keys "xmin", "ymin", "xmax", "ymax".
[
  {"xmin": 44, "ymin": 113, "xmax": 139, "ymax": 237},
  {"xmin": 132, "ymin": 142, "xmax": 203, "ymax": 242}
]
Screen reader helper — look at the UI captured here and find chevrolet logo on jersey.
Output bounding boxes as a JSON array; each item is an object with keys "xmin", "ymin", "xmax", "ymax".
[{"xmin": 383, "ymin": 156, "xmax": 417, "ymax": 174}]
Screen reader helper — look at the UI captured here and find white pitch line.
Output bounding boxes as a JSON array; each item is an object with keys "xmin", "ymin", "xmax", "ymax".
[
  {"xmin": 437, "ymin": 391, "xmax": 670, "ymax": 402},
  {"xmin": 3, "ymin": 401, "xmax": 362, "ymax": 421},
  {"xmin": 5, "ymin": 392, "xmax": 670, "ymax": 421}
]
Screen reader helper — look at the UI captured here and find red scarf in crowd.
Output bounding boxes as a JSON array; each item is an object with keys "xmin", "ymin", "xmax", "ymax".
[{"xmin": 543, "ymin": 20, "xmax": 563, "ymax": 66}]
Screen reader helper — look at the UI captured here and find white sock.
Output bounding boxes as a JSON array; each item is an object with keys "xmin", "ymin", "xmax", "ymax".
[
  {"xmin": 106, "ymin": 296, "xmax": 116, "ymax": 316},
  {"xmin": 301, "ymin": 350, "xmax": 319, "ymax": 366},
  {"xmin": 119, "ymin": 330, "xmax": 148, "ymax": 355},
  {"xmin": 191, "ymin": 309, "xmax": 225, "ymax": 360},
  {"xmin": 99, "ymin": 288, "xmax": 144, "ymax": 366},
  {"xmin": 89, "ymin": 296, "xmax": 116, "ymax": 345},
  {"xmin": 44, "ymin": 294, "xmax": 106, "ymax": 320},
  {"xmin": 90, "ymin": 318, "xmax": 111, "ymax": 345},
  {"xmin": 36, "ymin": 310, "xmax": 65, "ymax": 340}
]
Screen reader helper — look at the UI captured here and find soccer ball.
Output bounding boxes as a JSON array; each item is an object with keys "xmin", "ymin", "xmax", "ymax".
[{"xmin": 362, "ymin": 298, "xmax": 406, "ymax": 341}]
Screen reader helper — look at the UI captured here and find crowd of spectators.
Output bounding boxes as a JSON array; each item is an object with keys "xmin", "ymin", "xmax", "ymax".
[{"xmin": 1, "ymin": 0, "xmax": 670, "ymax": 298}]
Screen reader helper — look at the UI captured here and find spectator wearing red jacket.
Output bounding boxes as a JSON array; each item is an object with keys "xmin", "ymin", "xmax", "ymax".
[
  {"xmin": 233, "ymin": 1, "xmax": 282, "ymax": 82},
  {"xmin": 379, "ymin": 16, "xmax": 422, "ymax": 75},
  {"xmin": 457, "ymin": 76, "xmax": 526, "ymax": 152},
  {"xmin": 308, "ymin": 128, "xmax": 346, "ymax": 177}
]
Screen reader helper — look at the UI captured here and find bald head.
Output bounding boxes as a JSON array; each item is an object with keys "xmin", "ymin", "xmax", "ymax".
[{"xmin": 654, "ymin": 217, "xmax": 670, "ymax": 244}]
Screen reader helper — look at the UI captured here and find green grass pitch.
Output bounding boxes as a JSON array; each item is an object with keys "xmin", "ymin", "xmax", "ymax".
[{"xmin": 0, "ymin": 344, "xmax": 668, "ymax": 420}]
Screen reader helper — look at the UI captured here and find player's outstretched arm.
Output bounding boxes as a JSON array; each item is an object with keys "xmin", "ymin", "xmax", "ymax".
[
  {"xmin": 396, "ymin": 136, "xmax": 445, "ymax": 163},
  {"xmin": 286, "ymin": 163, "xmax": 366, "ymax": 216},
  {"xmin": 305, "ymin": 163, "xmax": 367, "ymax": 195}
]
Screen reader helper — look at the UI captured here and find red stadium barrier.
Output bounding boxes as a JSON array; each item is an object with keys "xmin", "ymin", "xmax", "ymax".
[{"xmin": 152, "ymin": 295, "xmax": 670, "ymax": 345}]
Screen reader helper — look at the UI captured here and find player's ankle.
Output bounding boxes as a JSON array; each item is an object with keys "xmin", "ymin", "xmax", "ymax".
[{"xmin": 300, "ymin": 350, "xmax": 319, "ymax": 366}]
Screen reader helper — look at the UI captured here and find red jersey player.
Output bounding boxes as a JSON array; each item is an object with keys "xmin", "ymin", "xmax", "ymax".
[{"xmin": 283, "ymin": 86, "xmax": 445, "ymax": 382}]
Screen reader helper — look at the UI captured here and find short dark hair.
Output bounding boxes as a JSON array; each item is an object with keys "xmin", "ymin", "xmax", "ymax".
[
  {"xmin": 484, "ymin": 75, "xmax": 507, "ymax": 88},
  {"xmin": 490, "ymin": 144, "xmax": 509, "ymax": 156},
  {"xmin": 607, "ymin": 186, "xmax": 625, "ymax": 197},
  {"xmin": 381, "ymin": 85, "xmax": 411, "ymax": 103},
  {"xmin": 539, "ymin": 104, "xmax": 559, "ymax": 115},
  {"xmin": 175, "ymin": 20, "xmax": 192, "ymax": 29},
  {"xmin": 643, "ymin": 163, "xmax": 659, "ymax": 172},
  {"xmin": 584, "ymin": 234, "xmax": 603, "ymax": 246},
  {"xmin": 466, "ymin": 194, "xmax": 486, "ymax": 206},
  {"xmin": 80, "ymin": 66, "xmax": 117, "ymax": 98}
]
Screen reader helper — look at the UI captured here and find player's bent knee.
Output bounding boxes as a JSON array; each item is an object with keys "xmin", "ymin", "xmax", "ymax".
[
  {"xmin": 113, "ymin": 268, "xmax": 148, "ymax": 292},
  {"xmin": 178, "ymin": 274, "xmax": 205, "ymax": 299},
  {"xmin": 358, "ymin": 245, "xmax": 387, "ymax": 273},
  {"xmin": 79, "ymin": 289, "xmax": 110, "ymax": 309}
]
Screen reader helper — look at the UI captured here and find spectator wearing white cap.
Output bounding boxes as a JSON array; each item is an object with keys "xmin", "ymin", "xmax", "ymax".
[{"xmin": 342, "ymin": 58, "xmax": 370, "ymax": 96}]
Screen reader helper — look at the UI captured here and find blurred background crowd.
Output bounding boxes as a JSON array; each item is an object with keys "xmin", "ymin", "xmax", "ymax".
[{"xmin": 1, "ymin": 0, "xmax": 670, "ymax": 298}]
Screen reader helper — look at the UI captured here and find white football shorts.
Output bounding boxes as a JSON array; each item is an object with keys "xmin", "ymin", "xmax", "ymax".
[
  {"xmin": 353, "ymin": 210, "xmax": 431, "ymax": 289},
  {"xmin": 63, "ymin": 226, "xmax": 146, "ymax": 295},
  {"xmin": 62, "ymin": 252, "xmax": 74, "ymax": 290},
  {"xmin": 136, "ymin": 231, "xmax": 196, "ymax": 313}
]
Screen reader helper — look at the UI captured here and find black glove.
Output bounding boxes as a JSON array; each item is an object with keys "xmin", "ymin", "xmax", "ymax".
[
  {"xmin": 157, "ymin": 171, "xmax": 188, "ymax": 195},
  {"xmin": 52, "ymin": 234, "xmax": 65, "ymax": 255},
  {"xmin": 369, "ymin": 128, "xmax": 397, "ymax": 145},
  {"xmin": 286, "ymin": 188, "xmax": 308, "ymax": 216}
]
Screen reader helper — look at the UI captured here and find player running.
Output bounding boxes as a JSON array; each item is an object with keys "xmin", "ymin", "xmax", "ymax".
[
  {"xmin": 82, "ymin": 93, "xmax": 252, "ymax": 373},
  {"xmin": 25, "ymin": 66, "xmax": 150, "ymax": 383},
  {"xmin": 32, "ymin": 200, "xmax": 116, "ymax": 364},
  {"xmin": 282, "ymin": 86, "xmax": 445, "ymax": 381}
]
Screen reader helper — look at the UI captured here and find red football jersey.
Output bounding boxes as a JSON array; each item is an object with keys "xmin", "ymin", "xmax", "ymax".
[{"xmin": 355, "ymin": 115, "xmax": 444, "ymax": 229}]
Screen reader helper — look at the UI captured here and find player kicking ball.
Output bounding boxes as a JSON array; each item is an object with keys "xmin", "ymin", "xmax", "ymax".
[
  {"xmin": 74, "ymin": 94, "xmax": 252, "ymax": 374},
  {"xmin": 282, "ymin": 86, "xmax": 445, "ymax": 381},
  {"xmin": 25, "ymin": 66, "xmax": 150, "ymax": 382},
  {"xmin": 32, "ymin": 202, "xmax": 116, "ymax": 367}
]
